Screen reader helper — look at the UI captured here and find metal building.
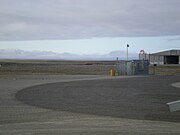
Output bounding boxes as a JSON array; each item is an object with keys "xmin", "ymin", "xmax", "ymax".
[{"xmin": 139, "ymin": 49, "xmax": 180, "ymax": 65}]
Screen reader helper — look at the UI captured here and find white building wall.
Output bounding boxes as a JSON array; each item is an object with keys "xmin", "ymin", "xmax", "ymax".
[{"xmin": 149, "ymin": 55, "xmax": 164, "ymax": 65}]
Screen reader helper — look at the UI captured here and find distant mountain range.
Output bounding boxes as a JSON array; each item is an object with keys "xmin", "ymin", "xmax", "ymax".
[{"xmin": 0, "ymin": 49, "xmax": 138, "ymax": 60}]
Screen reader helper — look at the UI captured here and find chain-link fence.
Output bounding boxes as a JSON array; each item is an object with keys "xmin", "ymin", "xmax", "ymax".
[{"xmin": 116, "ymin": 60, "xmax": 149, "ymax": 75}]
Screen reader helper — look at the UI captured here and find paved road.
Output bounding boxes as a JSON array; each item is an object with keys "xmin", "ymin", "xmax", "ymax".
[
  {"xmin": 1, "ymin": 75, "xmax": 180, "ymax": 135},
  {"xmin": 16, "ymin": 76, "xmax": 180, "ymax": 122}
]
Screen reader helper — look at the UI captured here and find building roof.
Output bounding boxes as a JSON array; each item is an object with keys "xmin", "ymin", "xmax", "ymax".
[{"xmin": 152, "ymin": 49, "xmax": 180, "ymax": 56}]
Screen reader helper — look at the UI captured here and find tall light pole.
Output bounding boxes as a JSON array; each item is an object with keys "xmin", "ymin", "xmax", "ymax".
[{"xmin": 127, "ymin": 44, "xmax": 129, "ymax": 60}]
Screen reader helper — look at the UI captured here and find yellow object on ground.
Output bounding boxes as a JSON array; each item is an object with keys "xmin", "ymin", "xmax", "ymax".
[{"xmin": 110, "ymin": 69, "xmax": 116, "ymax": 76}]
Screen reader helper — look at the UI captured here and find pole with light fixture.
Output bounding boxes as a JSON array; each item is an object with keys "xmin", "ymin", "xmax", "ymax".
[{"xmin": 127, "ymin": 44, "xmax": 129, "ymax": 60}]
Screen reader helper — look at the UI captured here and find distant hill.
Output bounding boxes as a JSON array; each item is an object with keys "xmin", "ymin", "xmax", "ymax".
[{"xmin": 0, "ymin": 49, "xmax": 138, "ymax": 60}]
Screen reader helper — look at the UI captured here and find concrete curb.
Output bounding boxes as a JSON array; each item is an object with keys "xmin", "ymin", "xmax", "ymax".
[{"xmin": 171, "ymin": 82, "xmax": 180, "ymax": 89}]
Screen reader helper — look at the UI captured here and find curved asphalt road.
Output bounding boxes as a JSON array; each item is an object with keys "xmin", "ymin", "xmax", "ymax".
[{"xmin": 16, "ymin": 76, "xmax": 180, "ymax": 122}]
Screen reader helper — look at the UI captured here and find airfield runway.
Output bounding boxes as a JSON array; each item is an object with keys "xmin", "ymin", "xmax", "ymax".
[{"xmin": 0, "ymin": 75, "xmax": 180, "ymax": 134}]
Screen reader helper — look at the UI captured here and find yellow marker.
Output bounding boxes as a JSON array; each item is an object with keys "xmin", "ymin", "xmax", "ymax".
[{"xmin": 110, "ymin": 69, "xmax": 116, "ymax": 76}]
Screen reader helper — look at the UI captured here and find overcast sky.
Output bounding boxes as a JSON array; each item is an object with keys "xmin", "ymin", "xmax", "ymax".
[{"xmin": 0, "ymin": 0, "xmax": 180, "ymax": 59}]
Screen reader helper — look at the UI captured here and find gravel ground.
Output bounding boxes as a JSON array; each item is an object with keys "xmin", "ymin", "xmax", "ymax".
[{"xmin": 0, "ymin": 75, "xmax": 180, "ymax": 135}]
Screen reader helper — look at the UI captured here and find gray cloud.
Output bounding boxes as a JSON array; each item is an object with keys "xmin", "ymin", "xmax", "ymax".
[
  {"xmin": 0, "ymin": 0, "xmax": 180, "ymax": 40},
  {"xmin": 0, "ymin": 49, "xmax": 138, "ymax": 60}
]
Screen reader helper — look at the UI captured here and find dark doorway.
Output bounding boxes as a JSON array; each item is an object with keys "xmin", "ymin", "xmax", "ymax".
[{"xmin": 164, "ymin": 56, "xmax": 179, "ymax": 64}]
